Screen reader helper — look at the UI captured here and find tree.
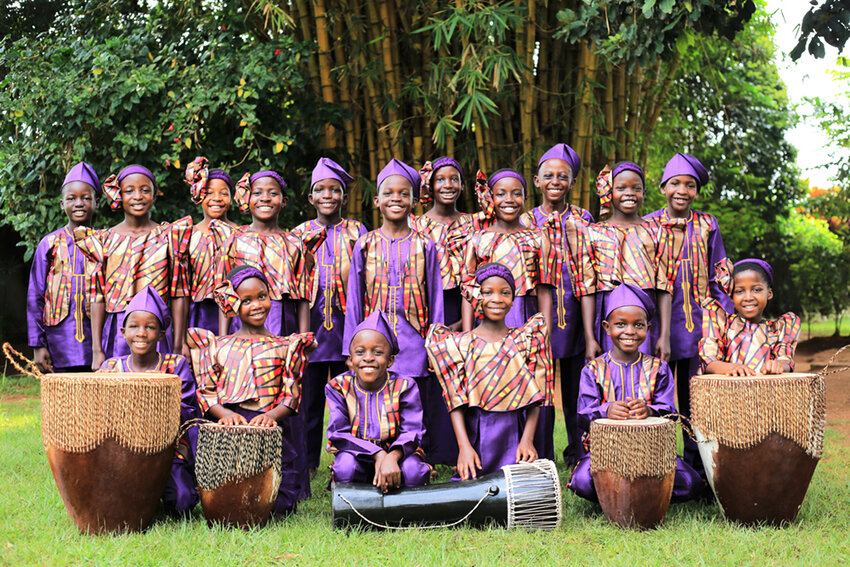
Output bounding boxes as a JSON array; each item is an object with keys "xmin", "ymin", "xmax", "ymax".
[{"xmin": 790, "ymin": 0, "xmax": 850, "ymax": 61}]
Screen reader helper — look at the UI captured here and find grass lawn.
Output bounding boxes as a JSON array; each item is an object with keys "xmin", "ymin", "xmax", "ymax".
[{"xmin": 1, "ymin": 374, "xmax": 848, "ymax": 566}]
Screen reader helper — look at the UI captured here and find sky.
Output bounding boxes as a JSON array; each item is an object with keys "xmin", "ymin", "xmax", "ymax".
[{"xmin": 766, "ymin": 0, "xmax": 846, "ymax": 188}]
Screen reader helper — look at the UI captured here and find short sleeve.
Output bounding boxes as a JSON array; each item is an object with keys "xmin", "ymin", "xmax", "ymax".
[
  {"xmin": 519, "ymin": 313, "xmax": 554, "ymax": 405},
  {"xmin": 425, "ymin": 324, "xmax": 469, "ymax": 411},
  {"xmin": 74, "ymin": 226, "xmax": 106, "ymax": 304},
  {"xmin": 168, "ymin": 216, "xmax": 194, "ymax": 298},
  {"xmin": 770, "ymin": 312, "xmax": 801, "ymax": 369},
  {"xmin": 699, "ymin": 298, "xmax": 728, "ymax": 371},
  {"xmin": 186, "ymin": 327, "xmax": 219, "ymax": 411},
  {"xmin": 276, "ymin": 332, "xmax": 316, "ymax": 411}
]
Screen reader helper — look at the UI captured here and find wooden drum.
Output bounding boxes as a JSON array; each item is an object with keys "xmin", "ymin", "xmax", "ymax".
[
  {"xmin": 196, "ymin": 423, "xmax": 283, "ymax": 529},
  {"xmin": 691, "ymin": 373, "xmax": 826, "ymax": 526},
  {"xmin": 590, "ymin": 417, "xmax": 677, "ymax": 529},
  {"xmin": 41, "ymin": 372, "xmax": 181, "ymax": 534}
]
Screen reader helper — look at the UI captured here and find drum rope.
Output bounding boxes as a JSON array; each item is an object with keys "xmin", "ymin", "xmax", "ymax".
[
  {"xmin": 3, "ymin": 342, "xmax": 44, "ymax": 379},
  {"xmin": 820, "ymin": 343, "xmax": 850, "ymax": 376}
]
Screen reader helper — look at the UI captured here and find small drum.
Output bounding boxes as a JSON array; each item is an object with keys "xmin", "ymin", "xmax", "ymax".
[
  {"xmin": 333, "ymin": 459, "xmax": 561, "ymax": 531},
  {"xmin": 41, "ymin": 372, "xmax": 181, "ymax": 534},
  {"xmin": 590, "ymin": 417, "xmax": 677, "ymax": 529},
  {"xmin": 196, "ymin": 423, "xmax": 283, "ymax": 529},
  {"xmin": 691, "ymin": 373, "xmax": 825, "ymax": 526}
]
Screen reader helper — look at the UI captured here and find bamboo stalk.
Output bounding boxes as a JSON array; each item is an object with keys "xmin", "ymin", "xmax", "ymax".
[
  {"xmin": 615, "ymin": 64, "xmax": 627, "ymax": 155},
  {"xmin": 294, "ymin": 0, "xmax": 320, "ymax": 96},
  {"xmin": 314, "ymin": 0, "xmax": 337, "ymax": 148},
  {"xmin": 626, "ymin": 64, "xmax": 643, "ymax": 159},
  {"xmin": 604, "ymin": 64, "xmax": 615, "ymax": 165}
]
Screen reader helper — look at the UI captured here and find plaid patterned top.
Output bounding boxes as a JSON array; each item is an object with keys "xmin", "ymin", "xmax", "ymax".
[
  {"xmin": 35, "ymin": 228, "xmax": 95, "ymax": 327},
  {"xmin": 445, "ymin": 213, "xmax": 492, "ymax": 285},
  {"xmin": 187, "ymin": 220, "xmax": 235, "ymax": 302},
  {"xmin": 699, "ymin": 299, "xmax": 800, "ymax": 373},
  {"xmin": 186, "ymin": 328, "xmax": 314, "ymax": 413},
  {"xmin": 73, "ymin": 217, "xmax": 193, "ymax": 312},
  {"xmin": 425, "ymin": 313, "xmax": 551, "ymax": 411},
  {"xmin": 411, "ymin": 214, "xmax": 458, "ymax": 290}
]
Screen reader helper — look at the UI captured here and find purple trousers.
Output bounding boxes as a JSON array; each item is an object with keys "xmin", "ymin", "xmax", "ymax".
[
  {"xmin": 415, "ymin": 375, "xmax": 459, "ymax": 466},
  {"xmin": 301, "ymin": 360, "xmax": 347, "ymax": 470},
  {"xmin": 331, "ymin": 451, "xmax": 431, "ymax": 487},
  {"xmin": 162, "ymin": 427, "xmax": 199, "ymax": 514},
  {"xmin": 533, "ymin": 405, "xmax": 556, "ymax": 461},
  {"xmin": 188, "ymin": 299, "xmax": 220, "ymax": 334},
  {"xmin": 672, "ymin": 357, "xmax": 704, "ymax": 477},
  {"xmin": 560, "ymin": 353, "xmax": 587, "ymax": 466}
]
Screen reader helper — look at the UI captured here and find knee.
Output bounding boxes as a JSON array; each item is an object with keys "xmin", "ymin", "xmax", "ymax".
[
  {"xmin": 400, "ymin": 455, "xmax": 431, "ymax": 487},
  {"xmin": 567, "ymin": 457, "xmax": 597, "ymax": 501},
  {"xmin": 331, "ymin": 452, "xmax": 359, "ymax": 483}
]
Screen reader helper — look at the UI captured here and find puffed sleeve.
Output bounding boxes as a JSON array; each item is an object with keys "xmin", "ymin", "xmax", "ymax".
[
  {"xmin": 73, "ymin": 226, "xmax": 106, "ymax": 304},
  {"xmin": 577, "ymin": 360, "xmax": 607, "ymax": 431},
  {"xmin": 769, "ymin": 312, "xmax": 801, "ymax": 370},
  {"xmin": 459, "ymin": 232, "xmax": 480, "ymax": 305},
  {"xmin": 276, "ymin": 332, "xmax": 315, "ymax": 412},
  {"xmin": 519, "ymin": 313, "xmax": 554, "ymax": 405},
  {"xmin": 699, "ymin": 298, "xmax": 729, "ymax": 371},
  {"xmin": 97, "ymin": 357, "xmax": 123, "ymax": 372},
  {"xmin": 186, "ymin": 327, "xmax": 219, "ymax": 412},
  {"xmin": 291, "ymin": 226, "xmax": 327, "ymax": 302},
  {"xmin": 425, "ymin": 324, "xmax": 469, "ymax": 411},
  {"xmin": 168, "ymin": 216, "xmax": 193, "ymax": 298},
  {"xmin": 216, "ymin": 231, "xmax": 238, "ymax": 290},
  {"xmin": 27, "ymin": 236, "xmax": 51, "ymax": 348},
  {"xmin": 324, "ymin": 379, "xmax": 383, "ymax": 456},
  {"xmin": 388, "ymin": 378, "xmax": 425, "ymax": 459}
]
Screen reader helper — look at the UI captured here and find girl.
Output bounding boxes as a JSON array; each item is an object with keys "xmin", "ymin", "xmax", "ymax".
[
  {"xmin": 28, "ymin": 161, "xmax": 99, "ymax": 373},
  {"xmin": 426, "ymin": 263, "xmax": 546, "ymax": 480},
  {"xmin": 187, "ymin": 266, "xmax": 316, "ymax": 513},
  {"xmin": 568, "ymin": 283, "xmax": 702, "ymax": 503},
  {"xmin": 184, "ymin": 157, "xmax": 237, "ymax": 334},
  {"xmin": 99, "ymin": 285, "xmax": 201, "ymax": 514},
  {"xmin": 520, "ymin": 143, "xmax": 593, "ymax": 467},
  {"xmin": 326, "ymin": 310, "xmax": 431, "ymax": 491},
  {"xmin": 291, "ymin": 157, "xmax": 366, "ymax": 471},
  {"xmin": 700, "ymin": 259, "xmax": 800, "ymax": 375},
  {"xmin": 75, "ymin": 165, "xmax": 192, "ymax": 369}
]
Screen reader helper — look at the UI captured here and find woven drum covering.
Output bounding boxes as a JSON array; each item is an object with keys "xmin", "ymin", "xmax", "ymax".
[
  {"xmin": 590, "ymin": 417, "xmax": 676, "ymax": 480},
  {"xmin": 196, "ymin": 423, "xmax": 282, "ymax": 491},
  {"xmin": 41, "ymin": 373, "xmax": 181, "ymax": 454},
  {"xmin": 690, "ymin": 374, "xmax": 825, "ymax": 458}
]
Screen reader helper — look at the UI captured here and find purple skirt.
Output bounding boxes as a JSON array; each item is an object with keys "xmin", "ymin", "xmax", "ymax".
[
  {"xmin": 188, "ymin": 299, "xmax": 220, "ymax": 334},
  {"xmin": 532, "ymin": 405, "xmax": 555, "ymax": 461},
  {"xmin": 452, "ymin": 406, "xmax": 527, "ymax": 480}
]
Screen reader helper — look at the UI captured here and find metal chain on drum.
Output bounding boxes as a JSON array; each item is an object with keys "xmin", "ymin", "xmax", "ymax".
[{"xmin": 195, "ymin": 424, "xmax": 282, "ymax": 491}]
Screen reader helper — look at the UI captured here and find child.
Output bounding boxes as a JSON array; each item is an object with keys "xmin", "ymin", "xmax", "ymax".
[
  {"xmin": 326, "ymin": 310, "xmax": 431, "ymax": 491},
  {"xmin": 568, "ymin": 283, "xmax": 702, "ymax": 502},
  {"xmin": 28, "ymin": 161, "xmax": 99, "ymax": 373},
  {"xmin": 700, "ymin": 259, "xmax": 800, "ymax": 375},
  {"xmin": 99, "ymin": 285, "xmax": 201, "ymax": 514},
  {"xmin": 290, "ymin": 157, "xmax": 366, "ymax": 471},
  {"xmin": 459, "ymin": 168, "xmax": 556, "ymax": 460},
  {"xmin": 187, "ymin": 266, "xmax": 316, "ymax": 513},
  {"xmin": 426, "ymin": 263, "xmax": 546, "ymax": 480},
  {"xmin": 344, "ymin": 158, "xmax": 449, "ymax": 464},
  {"xmin": 184, "ymin": 157, "xmax": 237, "ymax": 333},
  {"xmin": 644, "ymin": 153, "xmax": 733, "ymax": 470},
  {"xmin": 520, "ymin": 143, "xmax": 593, "ymax": 467},
  {"xmin": 74, "ymin": 165, "xmax": 192, "ymax": 368}
]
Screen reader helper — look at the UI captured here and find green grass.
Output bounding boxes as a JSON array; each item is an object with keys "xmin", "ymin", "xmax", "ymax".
[
  {"xmin": 1, "ymin": 377, "xmax": 849, "ymax": 566},
  {"xmin": 799, "ymin": 315, "xmax": 850, "ymax": 340}
]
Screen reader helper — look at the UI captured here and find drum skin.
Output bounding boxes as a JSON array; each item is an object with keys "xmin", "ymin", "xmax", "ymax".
[
  {"xmin": 199, "ymin": 466, "xmax": 278, "ymax": 529},
  {"xmin": 46, "ymin": 439, "xmax": 174, "ymax": 534},
  {"xmin": 594, "ymin": 470, "xmax": 675, "ymax": 530}
]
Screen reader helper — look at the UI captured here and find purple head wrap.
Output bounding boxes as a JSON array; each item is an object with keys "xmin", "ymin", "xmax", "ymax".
[
  {"xmin": 212, "ymin": 266, "xmax": 270, "ymax": 317},
  {"xmin": 350, "ymin": 310, "xmax": 399, "ymax": 355},
  {"xmin": 208, "ymin": 169, "xmax": 235, "ymax": 191},
  {"xmin": 660, "ymin": 153, "xmax": 709, "ymax": 191},
  {"xmin": 311, "ymin": 157, "xmax": 354, "ymax": 191},
  {"xmin": 102, "ymin": 165, "xmax": 156, "ymax": 209},
  {"xmin": 733, "ymin": 258, "xmax": 774, "ymax": 286},
  {"xmin": 475, "ymin": 262, "xmax": 516, "ymax": 294},
  {"xmin": 62, "ymin": 161, "xmax": 101, "ymax": 197},
  {"xmin": 429, "ymin": 157, "xmax": 464, "ymax": 187},
  {"xmin": 604, "ymin": 282, "xmax": 655, "ymax": 320},
  {"xmin": 537, "ymin": 143, "xmax": 581, "ymax": 176},
  {"xmin": 119, "ymin": 165, "xmax": 156, "ymax": 188},
  {"xmin": 487, "ymin": 169, "xmax": 527, "ymax": 192},
  {"xmin": 610, "ymin": 162, "xmax": 645, "ymax": 187},
  {"xmin": 250, "ymin": 170, "xmax": 287, "ymax": 196},
  {"xmin": 377, "ymin": 158, "xmax": 422, "ymax": 200},
  {"xmin": 122, "ymin": 285, "xmax": 171, "ymax": 329},
  {"xmin": 230, "ymin": 265, "xmax": 270, "ymax": 291}
]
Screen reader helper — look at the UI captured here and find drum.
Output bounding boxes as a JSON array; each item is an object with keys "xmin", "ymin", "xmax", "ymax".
[
  {"xmin": 196, "ymin": 423, "xmax": 283, "ymax": 529},
  {"xmin": 590, "ymin": 417, "xmax": 677, "ymax": 530},
  {"xmin": 41, "ymin": 372, "xmax": 181, "ymax": 534},
  {"xmin": 332, "ymin": 459, "xmax": 561, "ymax": 531},
  {"xmin": 690, "ymin": 373, "xmax": 826, "ymax": 526}
]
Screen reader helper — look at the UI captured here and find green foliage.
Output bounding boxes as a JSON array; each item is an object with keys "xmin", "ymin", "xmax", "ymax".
[
  {"xmin": 808, "ymin": 57, "xmax": 850, "ymax": 189},
  {"xmin": 790, "ymin": 0, "xmax": 850, "ymax": 61}
]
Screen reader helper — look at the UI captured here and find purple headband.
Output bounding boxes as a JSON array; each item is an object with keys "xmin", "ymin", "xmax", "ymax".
[
  {"xmin": 610, "ymin": 162, "xmax": 645, "ymax": 187},
  {"xmin": 62, "ymin": 161, "xmax": 101, "ymax": 197},
  {"xmin": 230, "ymin": 266, "xmax": 270, "ymax": 292},
  {"xmin": 311, "ymin": 157, "xmax": 354, "ymax": 191},
  {"xmin": 250, "ymin": 170, "xmax": 287, "ymax": 196},
  {"xmin": 487, "ymin": 169, "xmax": 527, "ymax": 192},
  {"xmin": 350, "ymin": 310, "xmax": 399, "ymax": 355},
  {"xmin": 118, "ymin": 165, "xmax": 156, "ymax": 189},
  {"xmin": 208, "ymin": 169, "xmax": 235, "ymax": 191},
  {"xmin": 660, "ymin": 153, "xmax": 709, "ymax": 190},
  {"xmin": 733, "ymin": 258, "xmax": 774, "ymax": 285},
  {"xmin": 377, "ymin": 158, "xmax": 421, "ymax": 200},
  {"xmin": 537, "ymin": 143, "xmax": 581, "ymax": 176},
  {"xmin": 430, "ymin": 157, "xmax": 464, "ymax": 187},
  {"xmin": 475, "ymin": 262, "xmax": 516, "ymax": 294}
]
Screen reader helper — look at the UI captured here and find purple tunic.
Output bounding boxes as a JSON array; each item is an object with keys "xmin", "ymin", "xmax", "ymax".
[
  {"xmin": 27, "ymin": 228, "xmax": 93, "ymax": 370},
  {"xmin": 187, "ymin": 298, "xmax": 220, "ymax": 334},
  {"xmin": 454, "ymin": 407, "xmax": 528, "ymax": 480}
]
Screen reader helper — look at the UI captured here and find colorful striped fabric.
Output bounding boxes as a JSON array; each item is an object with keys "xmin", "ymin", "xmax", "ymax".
[
  {"xmin": 410, "ymin": 214, "xmax": 456, "ymax": 290},
  {"xmin": 42, "ymin": 228, "xmax": 93, "ymax": 327},
  {"xmin": 587, "ymin": 353, "xmax": 664, "ymax": 404},
  {"xmin": 327, "ymin": 372, "xmax": 411, "ymax": 450},
  {"xmin": 187, "ymin": 220, "xmax": 235, "ymax": 302}
]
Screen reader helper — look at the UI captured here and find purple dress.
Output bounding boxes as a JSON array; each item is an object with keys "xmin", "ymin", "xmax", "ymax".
[
  {"xmin": 27, "ymin": 227, "xmax": 93, "ymax": 371},
  {"xmin": 325, "ymin": 371, "xmax": 431, "ymax": 487},
  {"xmin": 99, "ymin": 354, "xmax": 201, "ymax": 513},
  {"xmin": 567, "ymin": 352, "xmax": 703, "ymax": 503}
]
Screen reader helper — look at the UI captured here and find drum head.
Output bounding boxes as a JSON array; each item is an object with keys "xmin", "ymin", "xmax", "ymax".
[
  {"xmin": 696, "ymin": 373, "xmax": 818, "ymax": 382},
  {"xmin": 594, "ymin": 416, "xmax": 670, "ymax": 427}
]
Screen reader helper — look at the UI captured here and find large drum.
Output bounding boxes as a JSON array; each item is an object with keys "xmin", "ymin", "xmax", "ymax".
[
  {"xmin": 196, "ymin": 423, "xmax": 282, "ymax": 529},
  {"xmin": 590, "ymin": 417, "xmax": 677, "ymax": 529},
  {"xmin": 333, "ymin": 459, "xmax": 561, "ymax": 531},
  {"xmin": 691, "ymin": 373, "xmax": 826, "ymax": 526},
  {"xmin": 41, "ymin": 372, "xmax": 181, "ymax": 534}
]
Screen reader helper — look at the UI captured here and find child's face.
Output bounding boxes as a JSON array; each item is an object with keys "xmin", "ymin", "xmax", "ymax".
[
  {"xmin": 479, "ymin": 275, "xmax": 514, "ymax": 322},
  {"xmin": 611, "ymin": 171, "xmax": 644, "ymax": 216},
  {"xmin": 602, "ymin": 306, "xmax": 648, "ymax": 355},
  {"xmin": 61, "ymin": 182, "xmax": 96, "ymax": 225},
  {"xmin": 236, "ymin": 277, "xmax": 271, "ymax": 327},
  {"xmin": 660, "ymin": 175, "xmax": 697, "ymax": 216},
  {"xmin": 374, "ymin": 176, "xmax": 413, "ymax": 222},
  {"xmin": 120, "ymin": 173, "xmax": 155, "ymax": 217},
  {"xmin": 249, "ymin": 177, "xmax": 286, "ymax": 222},
  {"xmin": 431, "ymin": 166, "xmax": 462, "ymax": 206},
  {"xmin": 490, "ymin": 177, "xmax": 525, "ymax": 223},
  {"xmin": 347, "ymin": 330, "xmax": 394, "ymax": 390},
  {"xmin": 201, "ymin": 178, "xmax": 232, "ymax": 220},
  {"xmin": 732, "ymin": 270, "xmax": 772, "ymax": 322},
  {"xmin": 534, "ymin": 159, "xmax": 574, "ymax": 206},
  {"xmin": 308, "ymin": 179, "xmax": 347, "ymax": 218},
  {"xmin": 121, "ymin": 310, "xmax": 164, "ymax": 356}
]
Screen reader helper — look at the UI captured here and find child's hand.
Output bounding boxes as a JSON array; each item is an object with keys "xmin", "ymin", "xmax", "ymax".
[
  {"xmin": 585, "ymin": 339, "xmax": 602, "ymax": 362},
  {"xmin": 373, "ymin": 451, "xmax": 402, "ymax": 493},
  {"xmin": 724, "ymin": 363, "xmax": 755, "ymax": 377},
  {"xmin": 456, "ymin": 444, "xmax": 482, "ymax": 480},
  {"xmin": 626, "ymin": 397, "xmax": 650, "ymax": 419},
  {"xmin": 34, "ymin": 347, "xmax": 54, "ymax": 373},
  {"xmin": 91, "ymin": 349, "xmax": 105, "ymax": 372},
  {"xmin": 606, "ymin": 401, "xmax": 631, "ymax": 420},
  {"xmin": 515, "ymin": 440, "xmax": 538, "ymax": 463},
  {"xmin": 762, "ymin": 360, "xmax": 786, "ymax": 375},
  {"xmin": 248, "ymin": 413, "xmax": 278, "ymax": 428},
  {"xmin": 218, "ymin": 410, "xmax": 249, "ymax": 426},
  {"xmin": 654, "ymin": 336, "xmax": 671, "ymax": 361}
]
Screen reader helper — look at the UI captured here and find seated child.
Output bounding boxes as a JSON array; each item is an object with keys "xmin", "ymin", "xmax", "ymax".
[
  {"xmin": 426, "ymin": 263, "xmax": 547, "ymax": 480},
  {"xmin": 325, "ymin": 310, "xmax": 431, "ymax": 491},
  {"xmin": 568, "ymin": 283, "xmax": 702, "ymax": 503},
  {"xmin": 187, "ymin": 266, "xmax": 315, "ymax": 514},
  {"xmin": 700, "ymin": 258, "xmax": 800, "ymax": 376},
  {"xmin": 99, "ymin": 285, "xmax": 201, "ymax": 515}
]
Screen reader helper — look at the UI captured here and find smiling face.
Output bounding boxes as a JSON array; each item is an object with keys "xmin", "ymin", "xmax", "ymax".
[
  {"xmin": 611, "ymin": 170, "xmax": 645, "ymax": 217},
  {"xmin": 431, "ymin": 166, "xmax": 462, "ymax": 206},
  {"xmin": 479, "ymin": 275, "xmax": 514, "ymax": 323},
  {"xmin": 661, "ymin": 174, "xmax": 698, "ymax": 217},
  {"xmin": 201, "ymin": 178, "xmax": 232, "ymax": 220},
  {"xmin": 731, "ymin": 269, "xmax": 772, "ymax": 323},
  {"xmin": 235, "ymin": 277, "xmax": 272, "ymax": 328},
  {"xmin": 602, "ymin": 305, "xmax": 648, "ymax": 357},
  {"xmin": 121, "ymin": 310, "xmax": 164, "ymax": 357},
  {"xmin": 347, "ymin": 329, "xmax": 394, "ymax": 391},
  {"xmin": 534, "ymin": 158, "xmax": 574, "ymax": 206},
  {"xmin": 375, "ymin": 175, "xmax": 413, "ymax": 222},
  {"xmin": 308, "ymin": 178, "xmax": 347, "ymax": 219},
  {"xmin": 61, "ymin": 182, "xmax": 96, "ymax": 226},
  {"xmin": 120, "ymin": 173, "xmax": 155, "ymax": 218},
  {"xmin": 248, "ymin": 177, "xmax": 285, "ymax": 222},
  {"xmin": 490, "ymin": 177, "xmax": 525, "ymax": 223}
]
